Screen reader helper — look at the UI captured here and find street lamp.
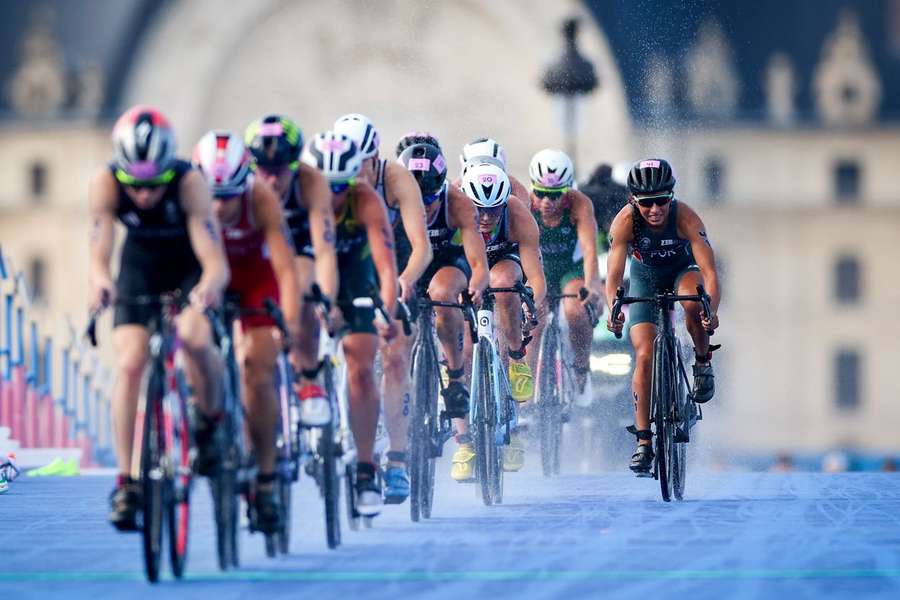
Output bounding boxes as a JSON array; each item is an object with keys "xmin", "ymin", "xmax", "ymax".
[{"xmin": 541, "ymin": 17, "xmax": 599, "ymax": 175}]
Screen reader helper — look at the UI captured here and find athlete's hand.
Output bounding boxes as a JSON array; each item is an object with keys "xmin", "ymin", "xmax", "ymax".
[
  {"xmin": 607, "ymin": 309, "xmax": 625, "ymax": 336},
  {"xmin": 89, "ymin": 278, "xmax": 116, "ymax": 312},
  {"xmin": 701, "ymin": 310, "xmax": 719, "ymax": 332},
  {"xmin": 376, "ymin": 318, "xmax": 398, "ymax": 343},
  {"xmin": 189, "ymin": 281, "xmax": 220, "ymax": 311}
]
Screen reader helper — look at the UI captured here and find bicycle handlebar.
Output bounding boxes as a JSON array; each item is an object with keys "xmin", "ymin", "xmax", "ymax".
[
  {"xmin": 484, "ymin": 282, "xmax": 537, "ymax": 324},
  {"xmin": 610, "ymin": 284, "xmax": 715, "ymax": 339},
  {"xmin": 84, "ymin": 292, "xmax": 187, "ymax": 348},
  {"xmin": 418, "ymin": 297, "xmax": 478, "ymax": 344}
]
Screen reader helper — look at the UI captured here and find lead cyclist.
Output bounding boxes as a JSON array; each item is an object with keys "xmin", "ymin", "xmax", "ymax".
[{"xmin": 605, "ymin": 158, "xmax": 721, "ymax": 476}]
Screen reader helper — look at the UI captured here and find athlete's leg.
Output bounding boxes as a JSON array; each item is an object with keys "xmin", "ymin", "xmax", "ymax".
[
  {"xmin": 490, "ymin": 260, "xmax": 526, "ymax": 359},
  {"xmin": 561, "ymin": 277, "xmax": 592, "ymax": 386},
  {"xmin": 176, "ymin": 306, "xmax": 223, "ymax": 416},
  {"xmin": 342, "ymin": 333, "xmax": 381, "ymax": 465},
  {"xmin": 630, "ymin": 323, "xmax": 656, "ymax": 436},
  {"xmin": 111, "ymin": 325, "xmax": 150, "ymax": 475},
  {"xmin": 238, "ymin": 326, "xmax": 281, "ymax": 475},
  {"xmin": 676, "ymin": 269, "xmax": 715, "ymax": 402},
  {"xmin": 294, "ymin": 256, "xmax": 320, "ymax": 377},
  {"xmin": 381, "ymin": 323, "xmax": 417, "ymax": 457}
]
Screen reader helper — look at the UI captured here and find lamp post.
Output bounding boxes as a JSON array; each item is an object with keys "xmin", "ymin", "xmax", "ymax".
[{"xmin": 541, "ymin": 17, "xmax": 599, "ymax": 174}]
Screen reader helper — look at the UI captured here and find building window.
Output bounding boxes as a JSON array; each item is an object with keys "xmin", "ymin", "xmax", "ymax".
[
  {"xmin": 834, "ymin": 349, "xmax": 861, "ymax": 411},
  {"xmin": 28, "ymin": 257, "xmax": 46, "ymax": 303},
  {"xmin": 30, "ymin": 161, "xmax": 47, "ymax": 202},
  {"xmin": 703, "ymin": 157, "xmax": 725, "ymax": 203},
  {"xmin": 834, "ymin": 160, "xmax": 860, "ymax": 203},
  {"xmin": 834, "ymin": 255, "xmax": 861, "ymax": 304}
]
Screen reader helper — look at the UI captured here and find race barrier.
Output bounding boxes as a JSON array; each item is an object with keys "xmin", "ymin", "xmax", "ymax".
[{"xmin": 0, "ymin": 247, "xmax": 113, "ymax": 468}]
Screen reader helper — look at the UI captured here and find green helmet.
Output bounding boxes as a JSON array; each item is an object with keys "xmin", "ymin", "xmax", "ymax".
[{"xmin": 244, "ymin": 114, "xmax": 303, "ymax": 169}]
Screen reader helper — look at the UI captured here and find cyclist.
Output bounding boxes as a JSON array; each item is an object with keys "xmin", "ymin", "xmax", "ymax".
[
  {"xmin": 333, "ymin": 114, "xmax": 432, "ymax": 504},
  {"xmin": 605, "ymin": 158, "xmax": 721, "ymax": 476},
  {"xmin": 459, "ymin": 160, "xmax": 547, "ymax": 472},
  {"xmin": 397, "ymin": 138, "xmax": 490, "ymax": 483},
  {"xmin": 88, "ymin": 106, "xmax": 229, "ymax": 530},
  {"xmin": 300, "ymin": 131, "xmax": 399, "ymax": 516},
  {"xmin": 244, "ymin": 115, "xmax": 337, "ymax": 426},
  {"xmin": 193, "ymin": 130, "xmax": 301, "ymax": 533},
  {"xmin": 526, "ymin": 149, "xmax": 603, "ymax": 407},
  {"xmin": 457, "ymin": 137, "xmax": 530, "ymax": 202}
]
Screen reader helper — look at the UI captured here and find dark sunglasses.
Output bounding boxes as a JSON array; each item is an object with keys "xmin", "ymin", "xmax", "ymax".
[
  {"xmin": 634, "ymin": 192, "xmax": 673, "ymax": 208},
  {"xmin": 478, "ymin": 206, "xmax": 505, "ymax": 218},
  {"xmin": 330, "ymin": 179, "xmax": 353, "ymax": 194},
  {"xmin": 126, "ymin": 182, "xmax": 164, "ymax": 191},
  {"xmin": 422, "ymin": 190, "xmax": 442, "ymax": 206}
]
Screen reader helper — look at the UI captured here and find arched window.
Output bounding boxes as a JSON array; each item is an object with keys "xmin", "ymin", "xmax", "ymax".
[
  {"xmin": 834, "ymin": 254, "xmax": 861, "ymax": 304},
  {"xmin": 834, "ymin": 349, "xmax": 862, "ymax": 411},
  {"xmin": 30, "ymin": 161, "xmax": 47, "ymax": 202},
  {"xmin": 833, "ymin": 160, "xmax": 860, "ymax": 203}
]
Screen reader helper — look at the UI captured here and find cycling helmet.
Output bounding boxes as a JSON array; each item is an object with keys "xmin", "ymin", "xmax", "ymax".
[
  {"xmin": 112, "ymin": 105, "xmax": 177, "ymax": 184},
  {"xmin": 460, "ymin": 155, "xmax": 504, "ymax": 179},
  {"xmin": 395, "ymin": 131, "xmax": 442, "ymax": 157},
  {"xmin": 192, "ymin": 131, "xmax": 251, "ymax": 198},
  {"xmin": 461, "ymin": 162, "xmax": 510, "ymax": 208},
  {"xmin": 627, "ymin": 158, "xmax": 676, "ymax": 195},
  {"xmin": 300, "ymin": 131, "xmax": 362, "ymax": 182},
  {"xmin": 398, "ymin": 143, "xmax": 447, "ymax": 196},
  {"xmin": 460, "ymin": 137, "xmax": 506, "ymax": 170},
  {"xmin": 244, "ymin": 114, "xmax": 303, "ymax": 168},
  {"xmin": 333, "ymin": 113, "xmax": 380, "ymax": 159},
  {"xmin": 529, "ymin": 149, "xmax": 574, "ymax": 189}
]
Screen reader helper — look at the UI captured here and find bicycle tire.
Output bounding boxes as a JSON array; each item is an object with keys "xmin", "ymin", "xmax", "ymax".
[
  {"xmin": 537, "ymin": 324, "xmax": 562, "ymax": 478},
  {"xmin": 409, "ymin": 332, "xmax": 438, "ymax": 521},
  {"xmin": 140, "ymin": 365, "xmax": 165, "ymax": 583},
  {"xmin": 474, "ymin": 339, "xmax": 498, "ymax": 506},
  {"xmin": 277, "ymin": 470, "xmax": 291, "ymax": 554},
  {"xmin": 212, "ymin": 460, "xmax": 237, "ymax": 570},
  {"xmin": 322, "ymin": 422, "xmax": 341, "ymax": 549},
  {"xmin": 672, "ymin": 341, "xmax": 688, "ymax": 501},
  {"xmin": 421, "ymin": 346, "xmax": 439, "ymax": 519},
  {"xmin": 345, "ymin": 462, "xmax": 360, "ymax": 531},
  {"xmin": 168, "ymin": 378, "xmax": 192, "ymax": 578},
  {"xmin": 652, "ymin": 337, "xmax": 674, "ymax": 502}
]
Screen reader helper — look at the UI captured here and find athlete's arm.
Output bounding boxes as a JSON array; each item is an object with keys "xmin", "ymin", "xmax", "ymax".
[
  {"xmin": 509, "ymin": 196, "xmax": 546, "ymax": 307},
  {"xmin": 357, "ymin": 182, "xmax": 399, "ymax": 329},
  {"xmin": 87, "ymin": 168, "xmax": 118, "ymax": 310},
  {"xmin": 571, "ymin": 190, "xmax": 603, "ymax": 305},
  {"xmin": 252, "ymin": 179, "xmax": 301, "ymax": 339},
  {"xmin": 448, "ymin": 187, "xmax": 489, "ymax": 304},
  {"xmin": 301, "ymin": 164, "xmax": 339, "ymax": 302},
  {"xmin": 678, "ymin": 203, "xmax": 721, "ymax": 320},
  {"xmin": 180, "ymin": 170, "xmax": 230, "ymax": 309},
  {"xmin": 604, "ymin": 206, "xmax": 632, "ymax": 331},
  {"xmin": 385, "ymin": 162, "xmax": 432, "ymax": 299}
]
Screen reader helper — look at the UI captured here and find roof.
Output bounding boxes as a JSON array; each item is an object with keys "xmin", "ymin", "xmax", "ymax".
[{"xmin": 585, "ymin": 0, "xmax": 900, "ymax": 123}]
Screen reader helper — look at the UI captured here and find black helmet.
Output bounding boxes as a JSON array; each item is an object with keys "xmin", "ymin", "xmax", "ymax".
[
  {"xmin": 398, "ymin": 143, "xmax": 447, "ymax": 196},
  {"xmin": 244, "ymin": 114, "xmax": 303, "ymax": 168},
  {"xmin": 627, "ymin": 158, "xmax": 676, "ymax": 195},
  {"xmin": 395, "ymin": 132, "xmax": 442, "ymax": 158}
]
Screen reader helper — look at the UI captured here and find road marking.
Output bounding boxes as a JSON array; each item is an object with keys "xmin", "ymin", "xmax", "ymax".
[{"xmin": 2, "ymin": 569, "xmax": 900, "ymax": 583}]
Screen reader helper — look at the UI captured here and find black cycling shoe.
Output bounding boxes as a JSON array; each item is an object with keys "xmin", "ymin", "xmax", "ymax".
[
  {"xmin": 442, "ymin": 381, "xmax": 470, "ymax": 419},
  {"xmin": 691, "ymin": 361, "xmax": 715, "ymax": 404},
  {"xmin": 193, "ymin": 413, "xmax": 222, "ymax": 477},
  {"xmin": 251, "ymin": 485, "xmax": 282, "ymax": 535},
  {"xmin": 630, "ymin": 444, "xmax": 654, "ymax": 477},
  {"xmin": 109, "ymin": 480, "xmax": 142, "ymax": 532}
]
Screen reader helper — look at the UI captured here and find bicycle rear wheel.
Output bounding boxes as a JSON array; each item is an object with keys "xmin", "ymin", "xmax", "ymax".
[
  {"xmin": 167, "ymin": 378, "xmax": 192, "ymax": 578},
  {"xmin": 652, "ymin": 338, "xmax": 674, "ymax": 502},
  {"xmin": 277, "ymin": 466, "xmax": 291, "ymax": 554},
  {"xmin": 140, "ymin": 366, "xmax": 165, "ymax": 583}
]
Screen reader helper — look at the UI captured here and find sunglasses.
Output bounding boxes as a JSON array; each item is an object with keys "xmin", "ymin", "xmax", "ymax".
[
  {"xmin": 330, "ymin": 178, "xmax": 354, "ymax": 195},
  {"xmin": 115, "ymin": 168, "xmax": 176, "ymax": 189},
  {"xmin": 478, "ymin": 205, "xmax": 505, "ymax": 218},
  {"xmin": 251, "ymin": 161, "xmax": 299, "ymax": 177},
  {"xmin": 533, "ymin": 186, "xmax": 568, "ymax": 200},
  {"xmin": 422, "ymin": 189, "xmax": 442, "ymax": 206},
  {"xmin": 634, "ymin": 192, "xmax": 673, "ymax": 208}
]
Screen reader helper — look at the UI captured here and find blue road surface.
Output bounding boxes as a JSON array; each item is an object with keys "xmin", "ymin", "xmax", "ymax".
[{"xmin": 2, "ymin": 463, "xmax": 899, "ymax": 599}]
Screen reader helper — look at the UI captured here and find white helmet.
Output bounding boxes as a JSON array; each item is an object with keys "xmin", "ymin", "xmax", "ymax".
[
  {"xmin": 460, "ymin": 137, "xmax": 507, "ymax": 171},
  {"xmin": 192, "ymin": 130, "xmax": 251, "ymax": 197},
  {"xmin": 460, "ymin": 155, "xmax": 504, "ymax": 179},
  {"xmin": 461, "ymin": 162, "xmax": 511, "ymax": 208},
  {"xmin": 333, "ymin": 113, "xmax": 380, "ymax": 159},
  {"xmin": 529, "ymin": 149, "xmax": 574, "ymax": 189},
  {"xmin": 300, "ymin": 131, "xmax": 362, "ymax": 182}
]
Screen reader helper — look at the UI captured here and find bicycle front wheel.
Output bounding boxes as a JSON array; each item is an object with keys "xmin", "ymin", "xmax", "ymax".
[
  {"xmin": 474, "ymin": 339, "xmax": 499, "ymax": 506},
  {"xmin": 409, "ymin": 334, "xmax": 439, "ymax": 521},
  {"xmin": 651, "ymin": 337, "xmax": 675, "ymax": 502},
  {"xmin": 167, "ymin": 376, "xmax": 192, "ymax": 578},
  {"xmin": 537, "ymin": 325, "xmax": 562, "ymax": 477},
  {"xmin": 140, "ymin": 365, "xmax": 165, "ymax": 583},
  {"xmin": 321, "ymin": 422, "xmax": 342, "ymax": 549}
]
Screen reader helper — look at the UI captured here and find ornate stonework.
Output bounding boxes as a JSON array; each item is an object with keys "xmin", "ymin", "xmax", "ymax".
[
  {"xmin": 813, "ymin": 10, "xmax": 882, "ymax": 126},
  {"xmin": 765, "ymin": 52, "xmax": 796, "ymax": 125},
  {"xmin": 7, "ymin": 8, "xmax": 67, "ymax": 116},
  {"xmin": 684, "ymin": 18, "xmax": 739, "ymax": 119}
]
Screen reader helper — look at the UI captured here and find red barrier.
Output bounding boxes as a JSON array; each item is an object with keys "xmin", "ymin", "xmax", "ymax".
[
  {"xmin": 11, "ymin": 366, "xmax": 25, "ymax": 442},
  {"xmin": 0, "ymin": 379, "xmax": 10, "ymax": 430},
  {"xmin": 24, "ymin": 386, "xmax": 38, "ymax": 447},
  {"xmin": 40, "ymin": 393, "xmax": 53, "ymax": 447},
  {"xmin": 79, "ymin": 434, "xmax": 93, "ymax": 468}
]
